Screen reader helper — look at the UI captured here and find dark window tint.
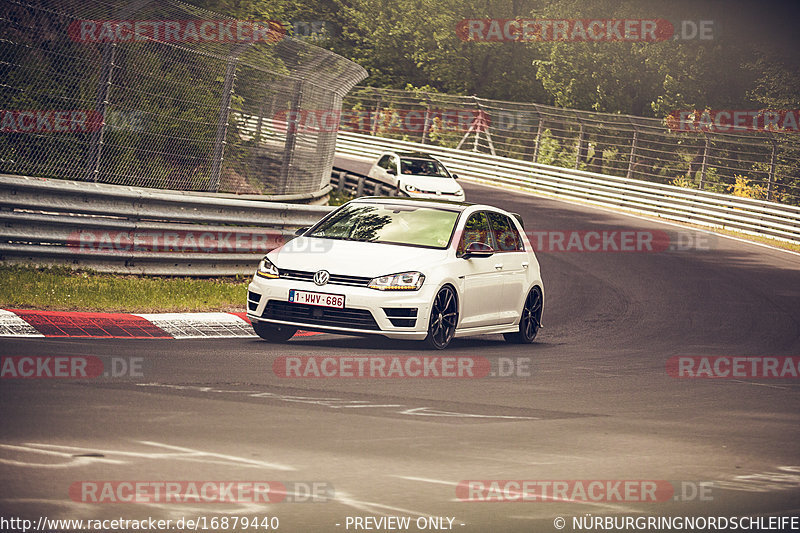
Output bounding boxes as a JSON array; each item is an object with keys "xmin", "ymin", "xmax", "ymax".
[
  {"xmin": 457, "ymin": 212, "xmax": 491, "ymax": 256},
  {"xmin": 487, "ymin": 212, "xmax": 524, "ymax": 252},
  {"xmin": 377, "ymin": 155, "xmax": 392, "ymax": 169}
]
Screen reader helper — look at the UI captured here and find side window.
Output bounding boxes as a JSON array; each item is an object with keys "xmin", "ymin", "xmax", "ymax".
[
  {"xmin": 487, "ymin": 212, "xmax": 524, "ymax": 252},
  {"xmin": 457, "ymin": 212, "xmax": 492, "ymax": 256},
  {"xmin": 377, "ymin": 155, "xmax": 392, "ymax": 169}
]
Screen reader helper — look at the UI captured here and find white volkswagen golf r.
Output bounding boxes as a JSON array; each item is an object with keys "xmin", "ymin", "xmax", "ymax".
[
  {"xmin": 246, "ymin": 197, "xmax": 543, "ymax": 349},
  {"xmin": 367, "ymin": 151, "xmax": 465, "ymax": 201}
]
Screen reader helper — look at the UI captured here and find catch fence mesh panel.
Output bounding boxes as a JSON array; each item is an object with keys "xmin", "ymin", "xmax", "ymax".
[
  {"xmin": 341, "ymin": 87, "xmax": 800, "ymax": 205},
  {"xmin": 0, "ymin": 0, "xmax": 366, "ymax": 194}
]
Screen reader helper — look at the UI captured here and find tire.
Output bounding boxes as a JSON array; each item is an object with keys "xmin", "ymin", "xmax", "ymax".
[
  {"xmin": 424, "ymin": 285, "xmax": 458, "ymax": 350},
  {"xmin": 504, "ymin": 286, "xmax": 543, "ymax": 344},
  {"xmin": 252, "ymin": 321, "xmax": 297, "ymax": 342}
]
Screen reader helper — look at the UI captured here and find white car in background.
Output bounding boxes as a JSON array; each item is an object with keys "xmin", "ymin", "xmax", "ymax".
[
  {"xmin": 367, "ymin": 151, "xmax": 465, "ymax": 201},
  {"xmin": 247, "ymin": 197, "xmax": 543, "ymax": 349}
]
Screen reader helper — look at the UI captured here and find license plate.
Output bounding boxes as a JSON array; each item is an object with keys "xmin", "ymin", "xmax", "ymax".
[{"xmin": 288, "ymin": 289, "xmax": 345, "ymax": 309}]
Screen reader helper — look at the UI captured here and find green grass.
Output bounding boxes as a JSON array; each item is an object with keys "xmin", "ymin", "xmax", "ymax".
[{"xmin": 0, "ymin": 265, "xmax": 249, "ymax": 313}]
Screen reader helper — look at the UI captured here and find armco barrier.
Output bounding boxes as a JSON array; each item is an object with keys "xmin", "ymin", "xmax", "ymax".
[
  {"xmin": 335, "ymin": 131, "xmax": 800, "ymax": 244},
  {"xmin": 2, "ymin": 130, "xmax": 798, "ymax": 277},
  {"xmin": 330, "ymin": 168, "xmax": 398, "ymax": 197},
  {"xmin": 0, "ymin": 174, "xmax": 334, "ymax": 275}
]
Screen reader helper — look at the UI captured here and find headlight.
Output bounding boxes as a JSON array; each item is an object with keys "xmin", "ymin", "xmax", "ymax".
[
  {"xmin": 404, "ymin": 183, "xmax": 422, "ymax": 193},
  {"xmin": 368, "ymin": 271, "xmax": 425, "ymax": 291},
  {"xmin": 256, "ymin": 257, "xmax": 279, "ymax": 279}
]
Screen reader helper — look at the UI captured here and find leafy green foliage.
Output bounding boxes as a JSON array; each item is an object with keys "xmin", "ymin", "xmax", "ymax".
[{"xmin": 201, "ymin": 0, "xmax": 798, "ymax": 121}]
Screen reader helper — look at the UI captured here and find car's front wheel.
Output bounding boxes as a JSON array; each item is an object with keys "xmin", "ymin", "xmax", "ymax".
[
  {"xmin": 424, "ymin": 285, "xmax": 458, "ymax": 350},
  {"xmin": 504, "ymin": 286, "xmax": 542, "ymax": 344},
  {"xmin": 252, "ymin": 321, "xmax": 297, "ymax": 342}
]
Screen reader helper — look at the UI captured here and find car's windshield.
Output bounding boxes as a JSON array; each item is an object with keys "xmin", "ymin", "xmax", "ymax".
[
  {"xmin": 307, "ymin": 203, "xmax": 460, "ymax": 248},
  {"xmin": 399, "ymin": 158, "xmax": 450, "ymax": 177}
]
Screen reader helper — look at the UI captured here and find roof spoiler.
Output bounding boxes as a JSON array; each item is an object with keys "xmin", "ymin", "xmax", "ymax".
[{"xmin": 511, "ymin": 212, "xmax": 524, "ymax": 229}]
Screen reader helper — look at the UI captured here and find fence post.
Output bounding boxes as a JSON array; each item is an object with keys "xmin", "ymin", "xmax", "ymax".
[
  {"xmin": 768, "ymin": 135, "xmax": 777, "ymax": 201},
  {"xmin": 86, "ymin": 42, "xmax": 116, "ymax": 182},
  {"xmin": 472, "ymin": 97, "xmax": 481, "ymax": 152},
  {"xmin": 575, "ymin": 119, "xmax": 584, "ymax": 169},
  {"xmin": 699, "ymin": 133, "xmax": 709, "ymax": 190},
  {"xmin": 371, "ymin": 96, "xmax": 382, "ymax": 135},
  {"xmin": 533, "ymin": 109, "xmax": 543, "ymax": 164},
  {"xmin": 421, "ymin": 102, "xmax": 431, "ymax": 145},
  {"xmin": 255, "ymin": 102, "xmax": 264, "ymax": 143},
  {"xmin": 208, "ymin": 58, "xmax": 238, "ymax": 192},
  {"xmin": 85, "ymin": 0, "xmax": 154, "ymax": 182},
  {"xmin": 626, "ymin": 124, "xmax": 638, "ymax": 179},
  {"xmin": 276, "ymin": 80, "xmax": 304, "ymax": 194}
]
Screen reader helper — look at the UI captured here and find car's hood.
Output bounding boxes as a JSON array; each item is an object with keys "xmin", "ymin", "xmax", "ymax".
[
  {"xmin": 400, "ymin": 175, "xmax": 463, "ymax": 194},
  {"xmin": 268, "ymin": 237, "xmax": 449, "ymax": 277}
]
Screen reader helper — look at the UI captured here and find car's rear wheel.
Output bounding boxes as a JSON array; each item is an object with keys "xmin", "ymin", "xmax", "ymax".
[
  {"xmin": 252, "ymin": 321, "xmax": 297, "ymax": 342},
  {"xmin": 424, "ymin": 285, "xmax": 458, "ymax": 350},
  {"xmin": 504, "ymin": 286, "xmax": 542, "ymax": 344}
]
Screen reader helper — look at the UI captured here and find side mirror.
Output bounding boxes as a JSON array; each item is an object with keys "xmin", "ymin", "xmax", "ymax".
[
  {"xmin": 387, "ymin": 167, "xmax": 397, "ymax": 175},
  {"xmin": 462, "ymin": 241, "xmax": 494, "ymax": 259},
  {"xmin": 451, "ymin": 173, "xmax": 459, "ymax": 180},
  {"xmin": 294, "ymin": 227, "xmax": 309, "ymax": 236}
]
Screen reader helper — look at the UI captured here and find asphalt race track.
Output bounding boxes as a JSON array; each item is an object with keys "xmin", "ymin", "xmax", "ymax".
[{"xmin": 1, "ymin": 157, "xmax": 799, "ymax": 533}]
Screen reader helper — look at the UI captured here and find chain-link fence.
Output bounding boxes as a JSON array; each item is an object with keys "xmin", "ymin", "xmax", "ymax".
[
  {"xmin": 341, "ymin": 87, "xmax": 800, "ymax": 205},
  {"xmin": 0, "ymin": 0, "xmax": 366, "ymax": 195}
]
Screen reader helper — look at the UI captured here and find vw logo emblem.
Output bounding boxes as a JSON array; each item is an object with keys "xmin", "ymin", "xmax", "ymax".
[{"xmin": 313, "ymin": 270, "xmax": 330, "ymax": 286}]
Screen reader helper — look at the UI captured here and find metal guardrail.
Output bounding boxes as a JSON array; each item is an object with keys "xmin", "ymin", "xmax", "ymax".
[
  {"xmin": 0, "ymin": 169, "xmax": 395, "ymax": 276},
  {"xmin": 2, "ymin": 128, "xmax": 798, "ymax": 279},
  {"xmin": 330, "ymin": 168, "xmax": 399, "ymax": 197},
  {"xmin": 0, "ymin": 174, "xmax": 334, "ymax": 275},
  {"xmin": 335, "ymin": 131, "xmax": 800, "ymax": 244}
]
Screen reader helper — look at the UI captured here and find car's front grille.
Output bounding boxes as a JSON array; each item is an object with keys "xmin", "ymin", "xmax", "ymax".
[
  {"xmin": 262, "ymin": 300, "xmax": 380, "ymax": 331},
  {"xmin": 415, "ymin": 190, "xmax": 461, "ymax": 196},
  {"xmin": 279, "ymin": 269, "xmax": 371, "ymax": 287}
]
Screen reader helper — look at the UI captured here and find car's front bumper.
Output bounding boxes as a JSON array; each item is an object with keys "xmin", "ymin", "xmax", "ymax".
[{"xmin": 247, "ymin": 276, "xmax": 436, "ymax": 340}]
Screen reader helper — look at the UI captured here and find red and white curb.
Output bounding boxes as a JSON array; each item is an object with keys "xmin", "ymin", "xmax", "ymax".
[{"xmin": 0, "ymin": 309, "xmax": 317, "ymax": 339}]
